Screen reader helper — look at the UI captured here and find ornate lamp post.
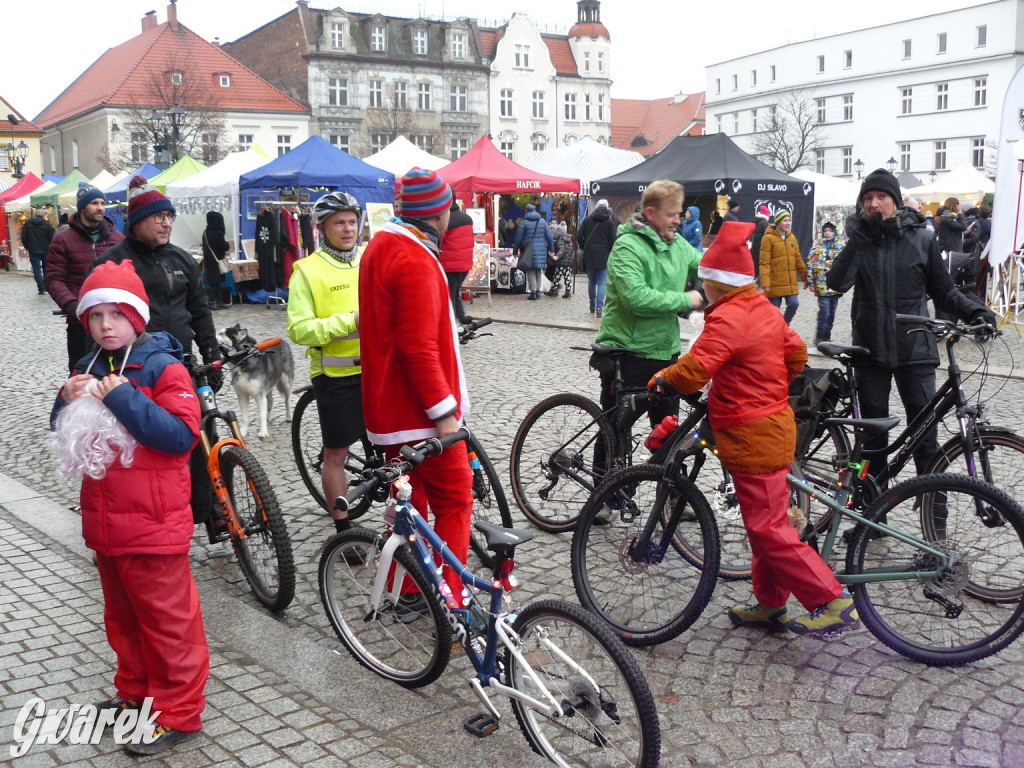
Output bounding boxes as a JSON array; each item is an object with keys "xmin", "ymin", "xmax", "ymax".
[
  {"xmin": 5, "ymin": 113, "xmax": 28, "ymax": 179},
  {"xmin": 147, "ymin": 104, "xmax": 189, "ymax": 168},
  {"xmin": 886, "ymin": 157, "xmax": 898, "ymax": 174},
  {"xmin": 854, "ymin": 158, "xmax": 865, "ymax": 180},
  {"xmin": 929, "ymin": 170, "xmax": 938, "ymax": 183}
]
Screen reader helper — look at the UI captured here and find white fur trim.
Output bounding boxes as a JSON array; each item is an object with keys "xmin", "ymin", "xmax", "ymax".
[
  {"xmin": 77, "ymin": 287, "xmax": 151, "ymax": 323},
  {"xmin": 426, "ymin": 394, "xmax": 457, "ymax": 420},
  {"xmin": 698, "ymin": 265, "xmax": 754, "ymax": 287}
]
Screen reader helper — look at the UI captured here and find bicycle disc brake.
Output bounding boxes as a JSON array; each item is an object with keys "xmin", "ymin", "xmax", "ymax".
[{"xmin": 920, "ymin": 550, "xmax": 967, "ymax": 619}]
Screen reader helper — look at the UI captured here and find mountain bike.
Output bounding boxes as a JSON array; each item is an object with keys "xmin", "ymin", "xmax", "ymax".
[
  {"xmin": 291, "ymin": 318, "xmax": 512, "ymax": 568},
  {"xmin": 189, "ymin": 340, "xmax": 295, "ymax": 612},
  {"xmin": 318, "ymin": 428, "xmax": 661, "ymax": 767}
]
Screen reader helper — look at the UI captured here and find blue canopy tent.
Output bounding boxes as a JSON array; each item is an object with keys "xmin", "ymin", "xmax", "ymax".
[{"xmin": 103, "ymin": 163, "xmax": 162, "ymax": 204}]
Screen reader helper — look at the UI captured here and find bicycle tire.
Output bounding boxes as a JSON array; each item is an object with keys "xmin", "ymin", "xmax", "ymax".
[
  {"xmin": 219, "ymin": 445, "xmax": 295, "ymax": 612},
  {"xmin": 466, "ymin": 433, "xmax": 513, "ymax": 570},
  {"xmin": 318, "ymin": 528, "xmax": 452, "ymax": 687},
  {"xmin": 510, "ymin": 393, "xmax": 615, "ymax": 534},
  {"xmin": 571, "ymin": 464, "xmax": 720, "ymax": 646},
  {"xmin": 506, "ymin": 599, "xmax": 661, "ymax": 768},
  {"xmin": 845, "ymin": 473, "xmax": 1024, "ymax": 666}
]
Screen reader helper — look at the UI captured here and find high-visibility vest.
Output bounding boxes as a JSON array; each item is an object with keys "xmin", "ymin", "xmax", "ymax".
[{"xmin": 292, "ymin": 250, "xmax": 360, "ymax": 377}]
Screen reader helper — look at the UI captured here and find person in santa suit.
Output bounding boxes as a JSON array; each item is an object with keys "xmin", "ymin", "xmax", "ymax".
[
  {"xmin": 50, "ymin": 260, "xmax": 207, "ymax": 756},
  {"xmin": 358, "ymin": 167, "xmax": 473, "ymax": 615}
]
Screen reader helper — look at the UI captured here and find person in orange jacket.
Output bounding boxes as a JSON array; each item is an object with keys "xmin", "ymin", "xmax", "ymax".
[{"xmin": 649, "ymin": 222, "xmax": 859, "ymax": 637}]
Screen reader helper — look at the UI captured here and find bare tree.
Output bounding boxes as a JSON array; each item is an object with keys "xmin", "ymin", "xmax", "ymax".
[
  {"xmin": 750, "ymin": 90, "xmax": 824, "ymax": 174},
  {"xmin": 362, "ymin": 99, "xmax": 439, "ymax": 156}
]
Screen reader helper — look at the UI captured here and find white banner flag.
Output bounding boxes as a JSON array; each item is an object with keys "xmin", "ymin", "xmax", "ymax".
[{"xmin": 990, "ymin": 63, "xmax": 1024, "ymax": 268}]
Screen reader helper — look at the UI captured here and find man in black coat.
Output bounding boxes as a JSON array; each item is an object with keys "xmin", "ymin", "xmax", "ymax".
[
  {"xmin": 20, "ymin": 208, "xmax": 54, "ymax": 295},
  {"xmin": 577, "ymin": 199, "xmax": 618, "ymax": 316}
]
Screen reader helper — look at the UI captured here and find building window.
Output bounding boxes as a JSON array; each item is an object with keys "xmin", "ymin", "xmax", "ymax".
[
  {"xmin": 329, "ymin": 134, "xmax": 350, "ymax": 154},
  {"xmin": 816, "ymin": 55, "xmax": 825, "ymax": 73},
  {"xmin": 413, "ymin": 28, "xmax": 427, "ymax": 55},
  {"xmin": 450, "ymin": 84, "xmax": 468, "ymax": 112},
  {"xmin": 584, "ymin": 52, "xmax": 591, "ymax": 73},
  {"xmin": 732, "ymin": 113, "xmax": 739, "ymax": 134},
  {"xmin": 751, "ymin": 109, "xmax": 758, "ymax": 132},
  {"xmin": 331, "ymin": 22, "xmax": 344, "ymax": 50},
  {"xmin": 277, "ymin": 135, "xmax": 291, "ymax": 156},
  {"xmin": 371, "ymin": 24, "xmax": 386, "ymax": 52},
  {"xmin": 937, "ymin": 32, "xmax": 947, "ymax": 54},
  {"xmin": 936, "ymin": 83, "xmax": 948, "ymax": 111},
  {"xmin": 714, "ymin": 78, "xmax": 721, "ymax": 95},
  {"xmin": 900, "ymin": 142, "xmax": 911, "ymax": 171},
  {"xmin": 731, "ymin": 74, "xmax": 738, "ymax": 90},
  {"xmin": 515, "ymin": 44, "xmax": 531, "ymax": 68},
  {"xmin": 328, "ymin": 77, "xmax": 348, "ymax": 107},
  {"xmin": 48, "ymin": 146, "xmax": 56, "ymax": 172},
  {"xmin": 452, "ymin": 32, "xmax": 465, "ymax": 59},
  {"xmin": 418, "ymin": 82, "xmax": 431, "ymax": 110},
  {"xmin": 972, "ymin": 137, "xmax": 985, "ymax": 168},
  {"xmin": 844, "ymin": 50, "xmax": 852, "ymax": 69},
  {"xmin": 500, "ymin": 141, "xmax": 514, "ymax": 160},
  {"xmin": 842, "ymin": 147, "xmax": 852, "ymax": 175},
  {"xmin": 934, "ymin": 140, "xmax": 947, "ymax": 170},
  {"xmin": 564, "ymin": 93, "xmax": 577, "ymax": 120},
  {"xmin": 977, "ymin": 25, "xmax": 987, "ymax": 47},
  {"xmin": 597, "ymin": 93, "xmax": 605, "ymax": 122},
  {"xmin": 237, "ymin": 133, "xmax": 254, "ymax": 151},
  {"xmin": 412, "ymin": 134, "xmax": 434, "ymax": 153},
  {"xmin": 370, "ymin": 133, "xmax": 387, "ymax": 153},
  {"xmin": 815, "ymin": 149, "xmax": 825, "ymax": 174},
  {"xmin": 716, "ymin": 115, "xmax": 723, "ymax": 133},
  {"xmin": 901, "ymin": 87, "xmax": 913, "ymax": 115},
  {"xmin": 532, "ymin": 90, "xmax": 545, "ymax": 119},
  {"xmin": 171, "ymin": 72, "xmax": 183, "ymax": 85},
  {"xmin": 751, "ymin": 69, "xmax": 757, "ymax": 86},
  {"xmin": 219, "ymin": 75, "xmax": 231, "ymax": 87},
  {"xmin": 72, "ymin": 140, "xmax": 79, "ymax": 168},
  {"xmin": 597, "ymin": 52, "xmax": 605, "ymax": 73},
  {"xmin": 532, "ymin": 136, "xmax": 547, "ymax": 152},
  {"xmin": 394, "ymin": 81, "xmax": 407, "ymax": 109},
  {"xmin": 902, "ymin": 39, "xmax": 912, "ymax": 59},
  {"xmin": 369, "ymin": 79, "xmax": 383, "ymax": 108},
  {"xmin": 769, "ymin": 65, "xmax": 776, "ymax": 82},
  {"xmin": 131, "ymin": 132, "xmax": 149, "ymax": 163},
  {"xmin": 201, "ymin": 133, "xmax": 219, "ymax": 163},
  {"xmin": 584, "ymin": 93, "xmax": 592, "ymax": 121},
  {"xmin": 449, "ymin": 136, "xmax": 468, "ymax": 159},
  {"xmin": 842, "ymin": 94, "xmax": 853, "ymax": 121},
  {"xmin": 975, "ymin": 77, "xmax": 988, "ymax": 107},
  {"xmin": 500, "ymin": 88, "xmax": 514, "ymax": 118},
  {"xmin": 768, "ymin": 104, "xmax": 777, "ymax": 127},
  {"xmin": 816, "ymin": 98, "xmax": 826, "ymax": 124},
  {"xmin": 0, "ymin": 152, "xmax": 10, "ymax": 172}
]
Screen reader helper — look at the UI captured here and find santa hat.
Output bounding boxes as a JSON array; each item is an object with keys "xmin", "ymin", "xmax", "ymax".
[
  {"xmin": 756, "ymin": 205, "xmax": 771, "ymax": 220},
  {"xmin": 399, "ymin": 168, "xmax": 453, "ymax": 218},
  {"xmin": 126, "ymin": 175, "xmax": 175, "ymax": 231},
  {"xmin": 76, "ymin": 260, "xmax": 150, "ymax": 334},
  {"xmin": 698, "ymin": 221, "xmax": 757, "ymax": 287}
]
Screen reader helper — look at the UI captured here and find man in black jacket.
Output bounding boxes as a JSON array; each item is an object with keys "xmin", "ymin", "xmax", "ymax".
[
  {"xmin": 20, "ymin": 208, "xmax": 54, "ymax": 295},
  {"xmin": 826, "ymin": 169, "xmax": 995, "ymax": 478},
  {"xmin": 577, "ymin": 199, "xmax": 618, "ymax": 316}
]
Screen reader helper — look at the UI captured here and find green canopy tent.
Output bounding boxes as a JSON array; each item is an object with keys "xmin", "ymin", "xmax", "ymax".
[
  {"xmin": 148, "ymin": 156, "xmax": 207, "ymax": 193},
  {"xmin": 29, "ymin": 169, "xmax": 89, "ymax": 210}
]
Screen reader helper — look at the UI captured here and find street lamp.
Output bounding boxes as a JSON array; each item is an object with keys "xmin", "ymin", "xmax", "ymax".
[
  {"xmin": 147, "ymin": 104, "xmax": 189, "ymax": 168},
  {"xmin": 886, "ymin": 157, "xmax": 898, "ymax": 174},
  {"xmin": 854, "ymin": 158, "xmax": 864, "ymax": 179},
  {"xmin": 5, "ymin": 113, "xmax": 28, "ymax": 179},
  {"xmin": 929, "ymin": 170, "xmax": 938, "ymax": 183}
]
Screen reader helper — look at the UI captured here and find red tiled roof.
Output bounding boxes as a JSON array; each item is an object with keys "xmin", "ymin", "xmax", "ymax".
[
  {"xmin": 611, "ymin": 94, "xmax": 706, "ymax": 156},
  {"xmin": 0, "ymin": 98, "xmax": 42, "ymax": 135},
  {"xmin": 542, "ymin": 37, "xmax": 578, "ymax": 76},
  {"xmin": 478, "ymin": 29, "xmax": 500, "ymax": 58},
  {"xmin": 36, "ymin": 20, "xmax": 307, "ymax": 127},
  {"xmin": 567, "ymin": 22, "xmax": 609, "ymax": 40}
]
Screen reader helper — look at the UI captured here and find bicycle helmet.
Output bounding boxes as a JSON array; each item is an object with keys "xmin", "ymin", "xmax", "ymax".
[{"xmin": 314, "ymin": 191, "xmax": 361, "ymax": 225}]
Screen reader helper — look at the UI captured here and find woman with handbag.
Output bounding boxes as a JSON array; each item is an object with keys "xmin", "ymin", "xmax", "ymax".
[
  {"xmin": 512, "ymin": 203, "xmax": 554, "ymax": 300},
  {"xmin": 201, "ymin": 211, "xmax": 231, "ymax": 310}
]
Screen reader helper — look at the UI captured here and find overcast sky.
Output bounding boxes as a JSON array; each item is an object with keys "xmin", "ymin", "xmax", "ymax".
[{"xmin": 7, "ymin": 0, "xmax": 977, "ymax": 122}]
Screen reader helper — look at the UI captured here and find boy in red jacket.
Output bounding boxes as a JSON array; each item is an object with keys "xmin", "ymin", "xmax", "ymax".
[
  {"xmin": 649, "ymin": 222, "xmax": 859, "ymax": 637},
  {"xmin": 51, "ymin": 261, "xmax": 207, "ymax": 754}
]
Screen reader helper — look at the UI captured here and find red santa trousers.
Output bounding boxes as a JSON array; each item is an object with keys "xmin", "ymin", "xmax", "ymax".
[
  {"xmin": 385, "ymin": 441, "xmax": 473, "ymax": 606},
  {"xmin": 95, "ymin": 552, "xmax": 209, "ymax": 732},
  {"xmin": 731, "ymin": 466, "xmax": 842, "ymax": 610}
]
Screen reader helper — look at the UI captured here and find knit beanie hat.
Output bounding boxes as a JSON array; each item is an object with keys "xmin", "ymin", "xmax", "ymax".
[
  {"xmin": 859, "ymin": 168, "xmax": 901, "ymax": 207},
  {"xmin": 126, "ymin": 175, "xmax": 175, "ymax": 231},
  {"xmin": 76, "ymin": 182, "xmax": 105, "ymax": 213},
  {"xmin": 774, "ymin": 209, "xmax": 791, "ymax": 224},
  {"xmin": 596, "ymin": 199, "xmax": 609, "ymax": 210},
  {"xmin": 698, "ymin": 221, "xmax": 757, "ymax": 287},
  {"xmin": 398, "ymin": 168, "xmax": 453, "ymax": 218},
  {"xmin": 76, "ymin": 260, "xmax": 150, "ymax": 334}
]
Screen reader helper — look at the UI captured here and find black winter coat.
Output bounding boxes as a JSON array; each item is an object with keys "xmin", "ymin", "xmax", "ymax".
[
  {"xmin": 826, "ymin": 208, "xmax": 984, "ymax": 368},
  {"xmin": 20, "ymin": 216, "xmax": 54, "ymax": 256},
  {"xmin": 577, "ymin": 207, "xmax": 617, "ymax": 271},
  {"xmin": 934, "ymin": 211, "xmax": 966, "ymax": 254}
]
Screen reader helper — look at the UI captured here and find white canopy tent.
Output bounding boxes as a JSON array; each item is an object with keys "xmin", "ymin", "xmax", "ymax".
[
  {"xmin": 5, "ymin": 181, "xmax": 56, "ymax": 213},
  {"xmin": 907, "ymin": 160, "xmax": 995, "ymax": 205},
  {"xmin": 166, "ymin": 148, "xmax": 272, "ymax": 252},
  {"xmin": 523, "ymin": 137, "xmax": 644, "ymax": 196},
  {"xmin": 790, "ymin": 169, "xmax": 863, "ymax": 207},
  {"xmin": 57, "ymin": 169, "xmax": 118, "ymax": 211},
  {"xmin": 362, "ymin": 136, "xmax": 448, "ymax": 176}
]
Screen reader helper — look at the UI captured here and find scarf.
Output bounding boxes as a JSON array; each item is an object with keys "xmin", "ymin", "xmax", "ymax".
[
  {"xmin": 630, "ymin": 212, "xmax": 676, "ymax": 245},
  {"xmin": 321, "ymin": 240, "xmax": 359, "ymax": 264},
  {"xmin": 395, "ymin": 216, "xmax": 442, "ymax": 256}
]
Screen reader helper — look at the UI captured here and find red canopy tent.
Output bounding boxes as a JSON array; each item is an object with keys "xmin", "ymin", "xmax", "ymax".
[
  {"xmin": 0, "ymin": 172, "xmax": 45, "ymax": 203},
  {"xmin": 439, "ymin": 136, "xmax": 580, "ymax": 199}
]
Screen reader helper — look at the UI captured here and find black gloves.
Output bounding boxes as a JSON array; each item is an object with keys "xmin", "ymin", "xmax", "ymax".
[
  {"xmin": 63, "ymin": 300, "xmax": 78, "ymax": 319},
  {"xmin": 858, "ymin": 212, "xmax": 885, "ymax": 244},
  {"xmin": 206, "ymin": 367, "xmax": 225, "ymax": 393},
  {"xmin": 969, "ymin": 306, "xmax": 998, "ymax": 340}
]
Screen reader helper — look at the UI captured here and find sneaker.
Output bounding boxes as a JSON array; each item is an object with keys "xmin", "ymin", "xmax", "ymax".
[
  {"xmin": 841, "ymin": 524, "xmax": 885, "ymax": 545},
  {"xmin": 563, "ymin": 290, "xmax": 572, "ymax": 298},
  {"xmin": 596, "ymin": 307, "xmax": 603, "ymax": 318},
  {"xmin": 589, "ymin": 304, "xmax": 596, "ymax": 314},
  {"xmin": 727, "ymin": 602, "xmax": 790, "ymax": 631},
  {"xmin": 546, "ymin": 289, "xmax": 559, "ymax": 297},
  {"xmin": 788, "ymin": 591, "xmax": 860, "ymax": 636},
  {"xmin": 123, "ymin": 722, "xmax": 199, "ymax": 756},
  {"xmin": 394, "ymin": 593, "xmax": 429, "ymax": 624},
  {"xmin": 92, "ymin": 696, "xmax": 140, "ymax": 713}
]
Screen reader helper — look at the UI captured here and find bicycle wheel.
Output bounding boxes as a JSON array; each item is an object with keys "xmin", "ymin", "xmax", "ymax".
[
  {"xmin": 506, "ymin": 599, "xmax": 660, "ymax": 768},
  {"xmin": 511, "ymin": 393, "xmax": 615, "ymax": 534},
  {"xmin": 794, "ymin": 421, "xmax": 850, "ymax": 534},
  {"xmin": 219, "ymin": 445, "xmax": 295, "ymax": 612},
  {"xmin": 466, "ymin": 433, "xmax": 513, "ymax": 569},
  {"xmin": 846, "ymin": 474, "xmax": 1024, "ymax": 666},
  {"xmin": 319, "ymin": 528, "xmax": 452, "ymax": 687},
  {"xmin": 571, "ymin": 464, "xmax": 720, "ymax": 646}
]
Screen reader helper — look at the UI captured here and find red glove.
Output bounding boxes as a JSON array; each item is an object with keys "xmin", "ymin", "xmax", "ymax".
[{"xmin": 645, "ymin": 415, "xmax": 679, "ymax": 451}]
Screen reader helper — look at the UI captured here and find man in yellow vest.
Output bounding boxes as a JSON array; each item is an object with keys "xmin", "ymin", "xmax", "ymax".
[{"xmin": 287, "ymin": 191, "xmax": 364, "ymax": 555}]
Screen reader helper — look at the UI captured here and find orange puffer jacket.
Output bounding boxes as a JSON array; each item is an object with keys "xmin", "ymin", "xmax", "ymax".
[{"xmin": 759, "ymin": 225, "xmax": 807, "ymax": 298}]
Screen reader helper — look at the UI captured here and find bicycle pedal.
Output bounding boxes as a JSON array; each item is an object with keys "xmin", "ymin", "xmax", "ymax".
[{"xmin": 463, "ymin": 712, "xmax": 500, "ymax": 738}]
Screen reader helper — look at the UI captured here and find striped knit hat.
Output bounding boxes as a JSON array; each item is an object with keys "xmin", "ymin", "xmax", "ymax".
[
  {"xmin": 774, "ymin": 209, "xmax": 791, "ymax": 224},
  {"xmin": 126, "ymin": 175, "xmax": 175, "ymax": 231},
  {"xmin": 399, "ymin": 168, "xmax": 453, "ymax": 218},
  {"xmin": 76, "ymin": 260, "xmax": 151, "ymax": 334}
]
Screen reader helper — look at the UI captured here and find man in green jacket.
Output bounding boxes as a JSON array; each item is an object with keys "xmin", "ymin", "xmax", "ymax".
[{"xmin": 595, "ymin": 179, "xmax": 705, "ymax": 428}]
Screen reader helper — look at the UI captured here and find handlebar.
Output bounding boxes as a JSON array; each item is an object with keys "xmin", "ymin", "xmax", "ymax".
[
  {"xmin": 458, "ymin": 317, "xmax": 493, "ymax": 345},
  {"xmin": 334, "ymin": 427, "xmax": 471, "ymax": 513},
  {"xmin": 895, "ymin": 314, "xmax": 998, "ymax": 340},
  {"xmin": 189, "ymin": 337, "xmax": 283, "ymax": 377}
]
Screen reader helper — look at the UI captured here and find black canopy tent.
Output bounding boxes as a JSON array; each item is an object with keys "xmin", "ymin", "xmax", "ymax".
[{"xmin": 591, "ymin": 133, "xmax": 816, "ymax": 255}]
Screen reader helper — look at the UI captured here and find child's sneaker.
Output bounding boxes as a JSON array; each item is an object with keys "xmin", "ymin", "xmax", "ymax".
[
  {"xmin": 727, "ymin": 602, "xmax": 790, "ymax": 631},
  {"xmin": 92, "ymin": 695, "xmax": 140, "ymax": 713},
  {"xmin": 123, "ymin": 722, "xmax": 199, "ymax": 755},
  {"xmin": 788, "ymin": 591, "xmax": 860, "ymax": 636}
]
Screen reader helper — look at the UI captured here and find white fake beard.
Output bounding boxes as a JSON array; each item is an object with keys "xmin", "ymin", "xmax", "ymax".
[{"xmin": 52, "ymin": 384, "xmax": 138, "ymax": 483}]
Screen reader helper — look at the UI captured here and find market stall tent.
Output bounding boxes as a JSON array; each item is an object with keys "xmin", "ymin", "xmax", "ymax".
[
  {"xmin": 29, "ymin": 169, "xmax": 88, "ymax": 209},
  {"xmin": 438, "ymin": 135, "xmax": 581, "ymax": 199},
  {"xmin": 363, "ymin": 136, "xmax": 448, "ymax": 176},
  {"xmin": 522, "ymin": 137, "xmax": 643, "ymax": 196},
  {"xmin": 9, "ymin": 181, "xmax": 57, "ymax": 212},
  {"xmin": 148, "ymin": 155, "xmax": 208, "ymax": 193},
  {"xmin": 57, "ymin": 169, "xmax": 118, "ymax": 210},
  {"xmin": 103, "ymin": 163, "xmax": 162, "ymax": 203},
  {"xmin": 0, "ymin": 172, "xmax": 44, "ymax": 203},
  {"xmin": 903, "ymin": 160, "xmax": 995, "ymax": 205}
]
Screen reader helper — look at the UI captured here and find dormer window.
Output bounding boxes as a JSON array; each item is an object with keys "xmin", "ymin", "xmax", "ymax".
[
  {"xmin": 331, "ymin": 21, "xmax": 345, "ymax": 50},
  {"xmin": 452, "ymin": 32, "xmax": 465, "ymax": 59},
  {"xmin": 371, "ymin": 24, "xmax": 386, "ymax": 52},
  {"xmin": 219, "ymin": 75, "xmax": 231, "ymax": 87},
  {"xmin": 171, "ymin": 72, "xmax": 183, "ymax": 85},
  {"xmin": 413, "ymin": 28, "xmax": 427, "ymax": 55}
]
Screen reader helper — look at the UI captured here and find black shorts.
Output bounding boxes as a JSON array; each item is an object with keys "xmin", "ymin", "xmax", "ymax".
[{"xmin": 312, "ymin": 373, "xmax": 365, "ymax": 449}]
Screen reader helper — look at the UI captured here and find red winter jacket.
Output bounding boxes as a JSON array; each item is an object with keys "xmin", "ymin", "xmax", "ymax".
[
  {"xmin": 440, "ymin": 208, "xmax": 475, "ymax": 272},
  {"xmin": 45, "ymin": 214, "xmax": 124, "ymax": 318}
]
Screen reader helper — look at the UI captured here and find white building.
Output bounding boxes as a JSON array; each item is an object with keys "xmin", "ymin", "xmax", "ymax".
[{"xmin": 704, "ymin": 0, "xmax": 1024, "ymax": 182}]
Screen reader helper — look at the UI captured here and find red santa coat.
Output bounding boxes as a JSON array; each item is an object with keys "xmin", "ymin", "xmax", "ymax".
[{"xmin": 359, "ymin": 221, "xmax": 470, "ymax": 445}]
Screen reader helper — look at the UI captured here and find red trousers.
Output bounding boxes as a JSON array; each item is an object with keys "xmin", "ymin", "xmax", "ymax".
[
  {"xmin": 731, "ymin": 466, "xmax": 842, "ymax": 611},
  {"xmin": 386, "ymin": 441, "xmax": 473, "ymax": 606},
  {"xmin": 95, "ymin": 552, "xmax": 209, "ymax": 732}
]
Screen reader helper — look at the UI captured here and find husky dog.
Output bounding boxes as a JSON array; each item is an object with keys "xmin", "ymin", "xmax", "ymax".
[{"xmin": 219, "ymin": 324, "xmax": 294, "ymax": 439}]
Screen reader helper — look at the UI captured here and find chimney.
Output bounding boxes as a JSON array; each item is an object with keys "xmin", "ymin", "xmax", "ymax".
[
  {"xmin": 142, "ymin": 10, "xmax": 157, "ymax": 33},
  {"xmin": 167, "ymin": 0, "xmax": 178, "ymax": 30}
]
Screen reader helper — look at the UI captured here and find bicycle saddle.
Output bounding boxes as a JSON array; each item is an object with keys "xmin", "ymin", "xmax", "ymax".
[
  {"xmin": 817, "ymin": 342, "xmax": 870, "ymax": 360},
  {"xmin": 823, "ymin": 416, "xmax": 900, "ymax": 435},
  {"xmin": 590, "ymin": 343, "xmax": 644, "ymax": 358},
  {"xmin": 473, "ymin": 520, "xmax": 534, "ymax": 551}
]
